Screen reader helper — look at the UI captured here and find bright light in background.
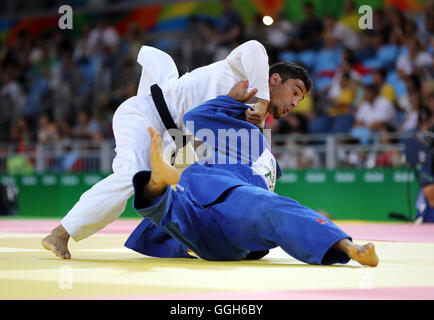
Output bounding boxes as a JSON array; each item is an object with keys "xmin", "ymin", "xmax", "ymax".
[{"xmin": 262, "ymin": 15, "xmax": 273, "ymax": 26}]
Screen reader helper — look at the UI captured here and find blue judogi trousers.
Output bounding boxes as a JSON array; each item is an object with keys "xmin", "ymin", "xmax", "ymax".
[{"xmin": 125, "ymin": 166, "xmax": 351, "ymax": 265}]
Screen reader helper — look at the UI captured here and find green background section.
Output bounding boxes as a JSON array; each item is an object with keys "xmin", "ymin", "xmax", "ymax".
[
  {"xmin": 0, "ymin": 168, "xmax": 420, "ymax": 221},
  {"xmin": 275, "ymin": 169, "xmax": 419, "ymax": 221},
  {"xmin": 282, "ymin": 0, "xmax": 386, "ymax": 22},
  {"xmin": 0, "ymin": 173, "xmax": 137, "ymax": 219}
]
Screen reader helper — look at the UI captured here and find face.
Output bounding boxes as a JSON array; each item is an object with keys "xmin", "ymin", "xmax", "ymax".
[{"xmin": 268, "ymin": 74, "xmax": 307, "ymax": 119}]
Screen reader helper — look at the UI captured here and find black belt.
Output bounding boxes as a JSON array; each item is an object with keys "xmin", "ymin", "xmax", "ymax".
[{"xmin": 150, "ymin": 84, "xmax": 190, "ymax": 163}]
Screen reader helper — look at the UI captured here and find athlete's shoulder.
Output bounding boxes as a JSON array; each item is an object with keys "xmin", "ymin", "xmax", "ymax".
[{"xmin": 229, "ymin": 40, "xmax": 267, "ymax": 55}]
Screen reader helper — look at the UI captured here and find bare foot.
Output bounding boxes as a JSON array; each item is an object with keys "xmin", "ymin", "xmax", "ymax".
[
  {"xmin": 42, "ymin": 224, "xmax": 71, "ymax": 259},
  {"xmin": 145, "ymin": 127, "xmax": 180, "ymax": 200},
  {"xmin": 348, "ymin": 242, "xmax": 379, "ymax": 267},
  {"xmin": 333, "ymin": 239, "xmax": 379, "ymax": 267}
]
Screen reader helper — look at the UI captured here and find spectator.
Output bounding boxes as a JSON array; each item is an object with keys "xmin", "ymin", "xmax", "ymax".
[
  {"xmin": 372, "ymin": 68, "xmax": 397, "ymax": 104},
  {"xmin": 0, "ymin": 72, "xmax": 26, "ymax": 141},
  {"xmin": 181, "ymin": 16, "xmax": 214, "ymax": 71},
  {"xmin": 323, "ymin": 14, "xmax": 360, "ymax": 51},
  {"xmin": 385, "ymin": 6, "xmax": 407, "ymax": 44},
  {"xmin": 58, "ymin": 116, "xmax": 73, "ymax": 143},
  {"xmin": 37, "ymin": 112, "xmax": 59, "ymax": 144},
  {"xmin": 9, "ymin": 116, "xmax": 34, "ymax": 147},
  {"xmin": 124, "ymin": 23, "xmax": 144, "ymax": 62},
  {"xmin": 327, "ymin": 73, "xmax": 356, "ymax": 130},
  {"xmin": 340, "ymin": 0, "xmax": 361, "ymax": 33},
  {"xmin": 352, "ymin": 84, "xmax": 397, "ymax": 143},
  {"xmin": 73, "ymin": 23, "xmax": 93, "ymax": 62},
  {"xmin": 72, "ymin": 109, "xmax": 101, "ymax": 141},
  {"xmin": 50, "ymin": 50, "xmax": 81, "ymax": 121},
  {"xmin": 415, "ymin": 0, "xmax": 434, "ymax": 44},
  {"xmin": 87, "ymin": 19, "xmax": 120, "ymax": 55},
  {"xmin": 312, "ymin": 31, "xmax": 343, "ymax": 91},
  {"xmin": 419, "ymin": 92, "xmax": 434, "ymax": 132},
  {"xmin": 361, "ymin": 31, "xmax": 399, "ymax": 71},
  {"xmin": 309, "ymin": 72, "xmax": 356, "ymax": 134},
  {"xmin": 293, "ymin": 1, "xmax": 323, "ymax": 51},
  {"xmin": 396, "ymin": 38, "xmax": 433, "ymax": 77},
  {"xmin": 422, "ymin": 78, "xmax": 434, "ymax": 98},
  {"xmin": 372, "ymin": 9, "xmax": 391, "ymax": 44},
  {"xmin": 354, "ymin": 31, "xmax": 378, "ymax": 63},
  {"xmin": 396, "ymin": 73, "xmax": 423, "ymax": 113},
  {"xmin": 375, "ymin": 127, "xmax": 402, "ymax": 167},
  {"xmin": 327, "ymin": 48, "xmax": 364, "ymax": 102},
  {"xmin": 204, "ymin": 0, "xmax": 245, "ymax": 60},
  {"xmin": 398, "ymin": 91, "xmax": 422, "ymax": 134}
]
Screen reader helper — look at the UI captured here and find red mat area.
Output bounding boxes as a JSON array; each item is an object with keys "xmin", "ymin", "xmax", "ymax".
[
  {"xmin": 338, "ymin": 222, "xmax": 434, "ymax": 243},
  {"xmin": 0, "ymin": 219, "xmax": 138, "ymax": 235}
]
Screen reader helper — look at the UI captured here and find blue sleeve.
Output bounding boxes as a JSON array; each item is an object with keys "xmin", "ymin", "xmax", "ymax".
[
  {"xmin": 183, "ymin": 95, "xmax": 268, "ymax": 165},
  {"xmin": 183, "ymin": 95, "xmax": 255, "ymax": 136}
]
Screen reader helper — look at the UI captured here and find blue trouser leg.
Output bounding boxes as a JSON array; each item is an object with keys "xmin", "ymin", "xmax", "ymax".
[
  {"xmin": 209, "ymin": 186, "xmax": 351, "ymax": 265},
  {"xmin": 131, "ymin": 183, "xmax": 351, "ymax": 264},
  {"xmin": 133, "ymin": 185, "xmax": 249, "ymax": 261},
  {"xmin": 124, "ymin": 217, "xmax": 191, "ymax": 258}
]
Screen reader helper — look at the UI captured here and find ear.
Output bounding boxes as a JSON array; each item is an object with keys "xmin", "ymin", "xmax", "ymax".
[{"xmin": 269, "ymin": 73, "xmax": 282, "ymax": 88}]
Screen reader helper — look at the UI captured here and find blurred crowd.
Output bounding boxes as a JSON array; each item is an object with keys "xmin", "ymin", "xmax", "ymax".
[{"xmin": 0, "ymin": 0, "xmax": 433, "ymax": 170}]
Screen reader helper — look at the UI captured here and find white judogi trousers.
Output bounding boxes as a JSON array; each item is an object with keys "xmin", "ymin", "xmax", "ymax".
[{"xmin": 61, "ymin": 95, "xmax": 176, "ymax": 241}]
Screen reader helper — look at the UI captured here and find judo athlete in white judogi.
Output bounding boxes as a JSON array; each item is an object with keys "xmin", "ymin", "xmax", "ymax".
[{"xmin": 42, "ymin": 40, "xmax": 312, "ymax": 259}]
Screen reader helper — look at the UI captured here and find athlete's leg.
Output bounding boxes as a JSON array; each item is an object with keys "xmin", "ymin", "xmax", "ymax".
[
  {"xmin": 124, "ymin": 217, "xmax": 191, "ymax": 258},
  {"xmin": 42, "ymin": 171, "xmax": 134, "ymax": 259},
  {"xmin": 42, "ymin": 97, "xmax": 165, "ymax": 259},
  {"xmin": 210, "ymin": 186, "xmax": 379, "ymax": 267}
]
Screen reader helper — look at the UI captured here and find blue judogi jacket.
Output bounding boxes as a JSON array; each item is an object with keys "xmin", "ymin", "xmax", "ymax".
[
  {"xmin": 125, "ymin": 95, "xmax": 282, "ymax": 259},
  {"xmin": 182, "ymin": 95, "xmax": 282, "ymax": 199}
]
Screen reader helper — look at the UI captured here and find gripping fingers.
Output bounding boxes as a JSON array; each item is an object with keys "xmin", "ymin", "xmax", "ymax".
[{"xmin": 245, "ymin": 88, "xmax": 258, "ymax": 101}]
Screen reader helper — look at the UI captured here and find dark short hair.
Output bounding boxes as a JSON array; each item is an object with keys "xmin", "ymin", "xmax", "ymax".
[{"xmin": 269, "ymin": 62, "xmax": 313, "ymax": 93}]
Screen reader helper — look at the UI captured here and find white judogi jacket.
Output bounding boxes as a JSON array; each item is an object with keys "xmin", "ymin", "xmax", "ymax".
[
  {"xmin": 61, "ymin": 41, "xmax": 271, "ymax": 242},
  {"xmin": 136, "ymin": 40, "xmax": 270, "ymax": 130}
]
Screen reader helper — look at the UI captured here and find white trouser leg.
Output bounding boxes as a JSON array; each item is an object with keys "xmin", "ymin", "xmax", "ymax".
[
  {"xmin": 61, "ymin": 96, "xmax": 172, "ymax": 241},
  {"xmin": 61, "ymin": 170, "xmax": 135, "ymax": 241}
]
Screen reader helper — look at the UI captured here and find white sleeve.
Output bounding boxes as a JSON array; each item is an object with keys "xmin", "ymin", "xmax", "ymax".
[
  {"xmin": 136, "ymin": 46, "xmax": 179, "ymax": 96},
  {"xmin": 225, "ymin": 40, "xmax": 270, "ymax": 101}
]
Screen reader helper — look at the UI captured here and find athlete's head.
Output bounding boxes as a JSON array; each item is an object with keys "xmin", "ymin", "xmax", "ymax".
[{"xmin": 267, "ymin": 62, "xmax": 312, "ymax": 119}]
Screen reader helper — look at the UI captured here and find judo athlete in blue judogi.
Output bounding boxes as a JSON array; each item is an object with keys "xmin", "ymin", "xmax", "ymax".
[{"xmin": 125, "ymin": 84, "xmax": 379, "ymax": 267}]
